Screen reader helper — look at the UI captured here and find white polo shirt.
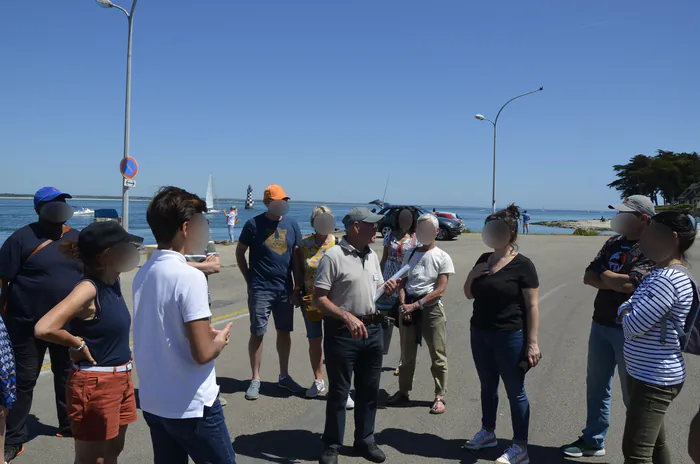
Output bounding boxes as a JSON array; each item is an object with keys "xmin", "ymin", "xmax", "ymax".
[{"xmin": 133, "ymin": 249, "xmax": 219, "ymax": 419}]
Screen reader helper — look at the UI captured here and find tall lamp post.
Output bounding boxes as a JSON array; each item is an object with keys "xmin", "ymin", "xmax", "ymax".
[
  {"xmin": 96, "ymin": 0, "xmax": 138, "ymax": 231},
  {"xmin": 475, "ymin": 87, "xmax": 543, "ymax": 213}
]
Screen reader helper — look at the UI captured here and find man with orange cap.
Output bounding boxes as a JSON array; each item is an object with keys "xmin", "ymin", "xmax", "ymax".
[{"xmin": 236, "ymin": 184, "xmax": 305, "ymax": 400}]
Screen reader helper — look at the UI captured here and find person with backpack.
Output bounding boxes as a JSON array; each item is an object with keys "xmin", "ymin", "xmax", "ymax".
[
  {"xmin": 0, "ymin": 187, "xmax": 82, "ymax": 463},
  {"xmin": 617, "ymin": 211, "xmax": 696, "ymax": 464},
  {"xmin": 297, "ymin": 206, "xmax": 351, "ymax": 409}
]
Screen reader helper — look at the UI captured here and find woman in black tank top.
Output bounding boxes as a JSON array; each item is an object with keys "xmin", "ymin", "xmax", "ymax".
[{"xmin": 35, "ymin": 222, "xmax": 142, "ymax": 464}]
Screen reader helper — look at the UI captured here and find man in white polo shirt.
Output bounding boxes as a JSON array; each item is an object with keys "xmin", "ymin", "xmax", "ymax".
[
  {"xmin": 314, "ymin": 207, "xmax": 398, "ymax": 464},
  {"xmin": 133, "ymin": 186, "xmax": 235, "ymax": 464}
]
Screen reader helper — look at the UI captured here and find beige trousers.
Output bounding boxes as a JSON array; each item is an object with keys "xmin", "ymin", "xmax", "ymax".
[{"xmin": 398, "ymin": 303, "xmax": 448, "ymax": 396}]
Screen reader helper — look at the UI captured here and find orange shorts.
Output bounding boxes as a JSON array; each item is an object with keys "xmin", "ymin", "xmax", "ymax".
[{"xmin": 67, "ymin": 366, "xmax": 137, "ymax": 442}]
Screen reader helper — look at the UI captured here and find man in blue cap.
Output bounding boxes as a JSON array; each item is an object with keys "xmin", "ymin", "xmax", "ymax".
[{"xmin": 0, "ymin": 187, "xmax": 83, "ymax": 462}]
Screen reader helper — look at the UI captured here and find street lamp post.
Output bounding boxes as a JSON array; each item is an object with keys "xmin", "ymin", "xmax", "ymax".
[
  {"xmin": 96, "ymin": 0, "xmax": 138, "ymax": 231},
  {"xmin": 475, "ymin": 87, "xmax": 543, "ymax": 213}
]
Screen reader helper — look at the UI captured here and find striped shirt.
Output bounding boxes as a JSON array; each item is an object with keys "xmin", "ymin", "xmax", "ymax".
[{"xmin": 618, "ymin": 267, "xmax": 693, "ymax": 386}]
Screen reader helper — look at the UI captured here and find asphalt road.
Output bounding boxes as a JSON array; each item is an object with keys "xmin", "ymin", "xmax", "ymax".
[{"xmin": 18, "ymin": 235, "xmax": 700, "ymax": 463}]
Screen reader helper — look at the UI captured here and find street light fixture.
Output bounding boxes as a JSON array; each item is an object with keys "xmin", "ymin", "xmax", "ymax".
[
  {"xmin": 475, "ymin": 87, "xmax": 544, "ymax": 213},
  {"xmin": 95, "ymin": 0, "xmax": 138, "ymax": 231}
]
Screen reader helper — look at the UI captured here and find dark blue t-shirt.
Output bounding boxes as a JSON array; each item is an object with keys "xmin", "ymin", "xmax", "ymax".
[
  {"xmin": 0, "ymin": 223, "xmax": 83, "ymax": 326},
  {"xmin": 239, "ymin": 214, "xmax": 302, "ymax": 293}
]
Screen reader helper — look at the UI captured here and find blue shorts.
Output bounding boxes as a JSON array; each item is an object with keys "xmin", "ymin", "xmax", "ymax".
[
  {"xmin": 248, "ymin": 290, "xmax": 294, "ymax": 336},
  {"xmin": 302, "ymin": 307, "xmax": 323, "ymax": 340}
]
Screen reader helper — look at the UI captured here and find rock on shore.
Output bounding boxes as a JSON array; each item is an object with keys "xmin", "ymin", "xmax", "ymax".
[{"xmin": 533, "ymin": 219, "xmax": 612, "ymax": 231}]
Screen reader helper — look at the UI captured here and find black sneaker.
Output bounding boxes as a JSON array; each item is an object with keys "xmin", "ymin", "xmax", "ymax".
[
  {"xmin": 386, "ymin": 391, "xmax": 410, "ymax": 406},
  {"xmin": 5, "ymin": 444, "xmax": 25, "ymax": 463},
  {"xmin": 319, "ymin": 446, "xmax": 339, "ymax": 464},
  {"xmin": 354, "ymin": 442, "xmax": 386, "ymax": 463},
  {"xmin": 56, "ymin": 426, "xmax": 73, "ymax": 438}
]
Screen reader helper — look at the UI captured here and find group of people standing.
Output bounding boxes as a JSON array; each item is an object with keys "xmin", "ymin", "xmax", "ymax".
[{"xmin": 0, "ymin": 186, "xmax": 698, "ymax": 464}]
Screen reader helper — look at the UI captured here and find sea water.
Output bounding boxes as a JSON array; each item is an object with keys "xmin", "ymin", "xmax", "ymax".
[{"xmin": 0, "ymin": 198, "xmax": 616, "ymax": 246}]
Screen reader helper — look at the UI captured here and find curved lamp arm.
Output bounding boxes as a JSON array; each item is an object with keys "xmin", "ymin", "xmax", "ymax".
[{"xmin": 494, "ymin": 87, "xmax": 544, "ymax": 126}]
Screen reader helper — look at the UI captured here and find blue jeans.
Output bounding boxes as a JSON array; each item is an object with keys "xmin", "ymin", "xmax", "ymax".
[
  {"xmin": 143, "ymin": 398, "xmax": 236, "ymax": 464},
  {"xmin": 228, "ymin": 225, "xmax": 236, "ymax": 242},
  {"xmin": 471, "ymin": 327, "xmax": 530, "ymax": 443},
  {"xmin": 582, "ymin": 321, "xmax": 629, "ymax": 448}
]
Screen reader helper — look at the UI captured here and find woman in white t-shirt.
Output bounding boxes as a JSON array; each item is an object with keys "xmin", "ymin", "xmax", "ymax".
[
  {"xmin": 387, "ymin": 213, "xmax": 455, "ymax": 414},
  {"xmin": 223, "ymin": 205, "xmax": 238, "ymax": 242}
]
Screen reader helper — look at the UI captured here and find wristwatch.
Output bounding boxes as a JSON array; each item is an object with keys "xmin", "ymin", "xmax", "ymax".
[{"xmin": 418, "ymin": 299, "xmax": 425, "ymax": 310}]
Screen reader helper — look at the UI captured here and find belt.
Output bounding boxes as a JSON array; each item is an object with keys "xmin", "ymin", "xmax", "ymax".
[
  {"xmin": 74, "ymin": 362, "xmax": 133, "ymax": 373},
  {"xmin": 359, "ymin": 313, "xmax": 384, "ymax": 324}
]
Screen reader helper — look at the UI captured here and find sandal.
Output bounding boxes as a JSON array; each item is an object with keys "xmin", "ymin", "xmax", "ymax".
[{"xmin": 430, "ymin": 397, "xmax": 446, "ymax": 415}]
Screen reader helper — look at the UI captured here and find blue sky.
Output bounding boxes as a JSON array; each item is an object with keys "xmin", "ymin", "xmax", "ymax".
[{"xmin": 2, "ymin": 1, "xmax": 698, "ymax": 210}]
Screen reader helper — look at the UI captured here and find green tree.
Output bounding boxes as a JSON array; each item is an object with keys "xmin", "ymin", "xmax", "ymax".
[{"xmin": 609, "ymin": 150, "xmax": 700, "ymax": 205}]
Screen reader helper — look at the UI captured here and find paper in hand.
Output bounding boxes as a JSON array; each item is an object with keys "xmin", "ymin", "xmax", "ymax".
[{"xmin": 375, "ymin": 264, "xmax": 410, "ymax": 301}]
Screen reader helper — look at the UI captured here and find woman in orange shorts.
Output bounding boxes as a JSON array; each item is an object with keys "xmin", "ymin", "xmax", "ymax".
[{"xmin": 35, "ymin": 222, "xmax": 142, "ymax": 464}]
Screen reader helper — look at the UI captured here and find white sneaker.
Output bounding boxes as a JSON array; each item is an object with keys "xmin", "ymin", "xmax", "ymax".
[
  {"xmin": 462, "ymin": 428, "xmax": 498, "ymax": 451},
  {"xmin": 496, "ymin": 444, "xmax": 529, "ymax": 464},
  {"xmin": 306, "ymin": 380, "xmax": 326, "ymax": 398},
  {"xmin": 346, "ymin": 394, "xmax": 355, "ymax": 410}
]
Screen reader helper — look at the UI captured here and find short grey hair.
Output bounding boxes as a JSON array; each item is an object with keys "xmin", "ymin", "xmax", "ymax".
[
  {"xmin": 310, "ymin": 205, "xmax": 334, "ymax": 226},
  {"xmin": 417, "ymin": 213, "xmax": 439, "ymax": 229}
]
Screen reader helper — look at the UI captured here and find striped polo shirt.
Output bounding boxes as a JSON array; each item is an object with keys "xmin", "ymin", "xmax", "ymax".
[{"xmin": 618, "ymin": 267, "xmax": 693, "ymax": 386}]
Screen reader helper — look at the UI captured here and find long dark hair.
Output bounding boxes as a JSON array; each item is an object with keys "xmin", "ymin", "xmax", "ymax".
[
  {"xmin": 393, "ymin": 207, "xmax": 418, "ymax": 234},
  {"xmin": 651, "ymin": 211, "xmax": 696, "ymax": 261},
  {"xmin": 485, "ymin": 203, "xmax": 521, "ymax": 246}
]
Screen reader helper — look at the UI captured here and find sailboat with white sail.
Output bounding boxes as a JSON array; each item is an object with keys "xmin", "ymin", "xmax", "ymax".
[{"xmin": 205, "ymin": 173, "xmax": 221, "ymax": 214}]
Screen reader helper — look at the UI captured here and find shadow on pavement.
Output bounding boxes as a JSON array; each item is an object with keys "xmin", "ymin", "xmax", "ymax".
[
  {"xmin": 375, "ymin": 428, "xmax": 608, "ymax": 464},
  {"xmin": 234, "ymin": 429, "xmax": 323, "ymax": 463},
  {"xmin": 27, "ymin": 414, "xmax": 57, "ymax": 441},
  {"xmin": 378, "ymin": 389, "xmax": 433, "ymax": 410},
  {"xmin": 217, "ymin": 377, "xmax": 297, "ymax": 399}
]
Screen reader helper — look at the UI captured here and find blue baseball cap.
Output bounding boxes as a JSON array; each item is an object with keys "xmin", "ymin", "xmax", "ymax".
[{"xmin": 34, "ymin": 187, "xmax": 72, "ymax": 209}]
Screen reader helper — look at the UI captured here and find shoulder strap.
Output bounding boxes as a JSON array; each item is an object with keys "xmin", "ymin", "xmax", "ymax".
[
  {"xmin": 660, "ymin": 266, "xmax": 698, "ymax": 345},
  {"xmin": 25, "ymin": 225, "xmax": 72, "ymax": 263},
  {"xmin": 334, "ymin": 236, "xmax": 340, "ymax": 245},
  {"xmin": 408, "ymin": 247, "xmax": 419, "ymax": 263}
]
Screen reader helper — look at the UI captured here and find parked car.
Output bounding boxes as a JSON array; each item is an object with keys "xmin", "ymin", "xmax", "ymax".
[
  {"xmin": 377, "ymin": 205, "xmax": 462, "ymax": 241},
  {"xmin": 435, "ymin": 211, "xmax": 465, "ymax": 231}
]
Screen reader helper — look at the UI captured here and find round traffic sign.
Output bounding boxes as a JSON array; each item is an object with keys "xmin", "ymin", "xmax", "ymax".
[{"xmin": 120, "ymin": 157, "xmax": 139, "ymax": 179}]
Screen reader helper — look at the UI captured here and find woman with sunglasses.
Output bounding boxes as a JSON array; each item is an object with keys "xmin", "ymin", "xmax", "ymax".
[
  {"xmin": 463, "ymin": 204, "xmax": 541, "ymax": 464},
  {"xmin": 34, "ymin": 222, "xmax": 143, "ymax": 464},
  {"xmin": 618, "ymin": 212, "xmax": 696, "ymax": 464}
]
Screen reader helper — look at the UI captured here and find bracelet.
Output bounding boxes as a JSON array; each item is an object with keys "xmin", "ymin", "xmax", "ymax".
[
  {"xmin": 69, "ymin": 338, "xmax": 86, "ymax": 352},
  {"xmin": 418, "ymin": 299, "xmax": 425, "ymax": 310}
]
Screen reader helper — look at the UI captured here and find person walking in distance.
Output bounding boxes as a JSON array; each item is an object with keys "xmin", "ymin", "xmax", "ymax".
[
  {"xmin": 34, "ymin": 222, "xmax": 143, "ymax": 464},
  {"xmin": 0, "ymin": 187, "xmax": 82, "ymax": 463},
  {"xmin": 223, "ymin": 206, "xmax": 238, "ymax": 243},
  {"xmin": 236, "ymin": 184, "xmax": 305, "ymax": 400},
  {"xmin": 314, "ymin": 207, "xmax": 398, "ymax": 464},
  {"xmin": 522, "ymin": 210, "xmax": 531, "ymax": 234},
  {"xmin": 561, "ymin": 195, "xmax": 655, "ymax": 458},
  {"xmin": 133, "ymin": 187, "xmax": 235, "ymax": 463}
]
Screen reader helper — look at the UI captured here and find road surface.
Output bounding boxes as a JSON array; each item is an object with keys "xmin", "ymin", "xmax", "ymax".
[{"xmin": 18, "ymin": 235, "xmax": 700, "ymax": 463}]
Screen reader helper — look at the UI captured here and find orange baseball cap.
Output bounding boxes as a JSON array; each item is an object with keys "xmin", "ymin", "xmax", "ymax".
[{"xmin": 264, "ymin": 184, "xmax": 290, "ymax": 202}]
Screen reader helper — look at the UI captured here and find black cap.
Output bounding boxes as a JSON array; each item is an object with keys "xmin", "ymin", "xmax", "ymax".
[{"xmin": 78, "ymin": 222, "xmax": 144, "ymax": 256}]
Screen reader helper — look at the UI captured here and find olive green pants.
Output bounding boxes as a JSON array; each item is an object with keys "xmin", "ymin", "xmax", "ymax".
[
  {"xmin": 398, "ymin": 304, "xmax": 448, "ymax": 397},
  {"xmin": 622, "ymin": 375, "xmax": 683, "ymax": 464}
]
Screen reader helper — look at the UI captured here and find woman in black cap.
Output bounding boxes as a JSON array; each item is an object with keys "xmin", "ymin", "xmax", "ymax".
[{"xmin": 34, "ymin": 222, "xmax": 143, "ymax": 464}]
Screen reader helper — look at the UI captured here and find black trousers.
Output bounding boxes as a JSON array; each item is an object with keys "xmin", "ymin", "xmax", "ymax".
[
  {"xmin": 5, "ymin": 322, "xmax": 71, "ymax": 446},
  {"xmin": 322, "ymin": 318, "xmax": 383, "ymax": 448}
]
